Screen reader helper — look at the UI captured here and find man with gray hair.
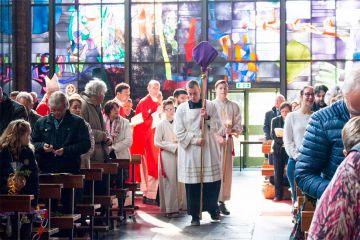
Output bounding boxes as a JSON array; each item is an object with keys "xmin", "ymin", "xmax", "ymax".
[
  {"xmin": 295, "ymin": 63, "xmax": 360, "ymax": 199},
  {"xmin": 32, "ymin": 91, "xmax": 91, "ymax": 174},
  {"xmin": 32, "ymin": 91, "xmax": 91, "ymax": 213},
  {"xmin": 16, "ymin": 91, "xmax": 41, "ymax": 128},
  {"xmin": 132, "ymin": 80, "xmax": 162, "ymax": 205},
  {"xmin": 80, "ymin": 79, "xmax": 110, "ymax": 163}
]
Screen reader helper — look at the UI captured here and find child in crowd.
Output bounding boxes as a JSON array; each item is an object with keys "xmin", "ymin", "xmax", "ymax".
[{"xmin": 308, "ymin": 116, "xmax": 360, "ymax": 240}]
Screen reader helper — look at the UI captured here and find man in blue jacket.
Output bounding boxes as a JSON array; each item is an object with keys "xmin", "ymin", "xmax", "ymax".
[{"xmin": 295, "ymin": 63, "xmax": 360, "ymax": 199}]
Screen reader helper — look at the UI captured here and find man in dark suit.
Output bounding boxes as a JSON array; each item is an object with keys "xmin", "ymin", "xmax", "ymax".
[
  {"xmin": 0, "ymin": 86, "xmax": 28, "ymax": 135},
  {"xmin": 263, "ymin": 94, "xmax": 285, "ymax": 165}
]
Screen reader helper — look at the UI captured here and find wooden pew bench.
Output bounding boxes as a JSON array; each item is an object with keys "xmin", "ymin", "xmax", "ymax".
[
  {"xmin": 0, "ymin": 195, "xmax": 34, "ymax": 240},
  {"xmin": 261, "ymin": 164, "xmax": 274, "ymax": 177},
  {"xmin": 76, "ymin": 168, "xmax": 103, "ymax": 239},
  {"xmin": 39, "ymin": 174, "xmax": 84, "ymax": 240},
  {"xmin": 89, "ymin": 163, "xmax": 118, "ymax": 229},
  {"xmin": 33, "ymin": 183, "xmax": 63, "ymax": 239},
  {"xmin": 110, "ymin": 158, "xmax": 134, "ymax": 224}
]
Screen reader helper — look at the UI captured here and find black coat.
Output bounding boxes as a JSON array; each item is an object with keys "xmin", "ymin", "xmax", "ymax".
[
  {"xmin": 263, "ymin": 107, "xmax": 279, "ymax": 140},
  {"xmin": 270, "ymin": 115, "xmax": 285, "ymax": 154},
  {"xmin": 0, "ymin": 147, "xmax": 39, "ymax": 207},
  {"xmin": 32, "ymin": 110, "xmax": 91, "ymax": 174},
  {"xmin": 0, "ymin": 93, "xmax": 28, "ymax": 135}
]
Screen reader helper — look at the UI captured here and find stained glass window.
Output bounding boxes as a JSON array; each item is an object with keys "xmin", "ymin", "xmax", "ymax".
[
  {"xmin": 208, "ymin": 1, "xmax": 280, "ymax": 86},
  {"xmin": 131, "ymin": 1, "xmax": 201, "ymax": 97},
  {"xmin": 0, "ymin": 0, "xmax": 13, "ymax": 94},
  {"xmin": 286, "ymin": 0, "xmax": 360, "ymax": 96},
  {"xmin": 31, "ymin": 0, "xmax": 125, "ymax": 97}
]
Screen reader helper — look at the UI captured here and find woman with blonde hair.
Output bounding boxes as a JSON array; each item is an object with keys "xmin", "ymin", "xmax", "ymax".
[{"xmin": 0, "ymin": 119, "xmax": 39, "ymax": 239}]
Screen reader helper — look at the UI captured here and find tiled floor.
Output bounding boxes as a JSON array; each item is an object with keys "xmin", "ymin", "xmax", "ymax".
[{"xmin": 109, "ymin": 170, "xmax": 293, "ymax": 240}]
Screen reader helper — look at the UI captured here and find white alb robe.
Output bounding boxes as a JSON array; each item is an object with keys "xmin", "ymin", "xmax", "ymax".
[
  {"xmin": 175, "ymin": 100, "xmax": 223, "ymax": 184},
  {"xmin": 154, "ymin": 119, "xmax": 187, "ymax": 213},
  {"xmin": 212, "ymin": 98, "xmax": 242, "ymax": 202}
]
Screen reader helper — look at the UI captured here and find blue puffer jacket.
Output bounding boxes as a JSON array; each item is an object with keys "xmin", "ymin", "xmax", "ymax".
[{"xmin": 295, "ymin": 100, "xmax": 350, "ymax": 199}]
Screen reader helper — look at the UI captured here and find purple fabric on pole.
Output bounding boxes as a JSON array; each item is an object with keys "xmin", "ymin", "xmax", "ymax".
[{"xmin": 192, "ymin": 41, "xmax": 218, "ymax": 72}]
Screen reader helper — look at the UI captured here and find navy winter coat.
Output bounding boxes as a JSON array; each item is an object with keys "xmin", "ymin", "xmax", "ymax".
[
  {"xmin": 295, "ymin": 100, "xmax": 350, "ymax": 199},
  {"xmin": 32, "ymin": 110, "xmax": 91, "ymax": 174}
]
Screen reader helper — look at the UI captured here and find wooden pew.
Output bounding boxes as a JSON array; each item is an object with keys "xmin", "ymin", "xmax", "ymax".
[
  {"xmin": 34, "ymin": 184, "xmax": 63, "ymax": 238},
  {"xmin": 261, "ymin": 164, "xmax": 274, "ymax": 177},
  {"xmin": 89, "ymin": 163, "xmax": 118, "ymax": 228},
  {"xmin": 128, "ymin": 154, "xmax": 141, "ymax": 212},
  {"xmin": 77, "ymin": 169, "xmax": 103, "ymax": 239},
  {"xmin": 301, "ymin": 211, "xmax": 314, "ymax": 233},
  {"xmin": 39, "ymin": 174, "xmax": 84, "ymax": 240},
  {"xmin": 110, "ymin": 159, "xmax": 131, "ymax": 224},
  {"xmin": 0, "ymin": 195, "xmax": 34, "ymax": 240}
]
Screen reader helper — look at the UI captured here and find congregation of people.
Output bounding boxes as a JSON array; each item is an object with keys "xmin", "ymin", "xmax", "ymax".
[
  {"xmin": 263, "ymin": 64, "xmax": 360, "ymax": 239},
  {"xmin": 0, "ymin": 75, "xmax": 243, "ymax": 238},
  {"xmin": 0, "ymin": 62, "xmax": 360, "ymax": 239}
]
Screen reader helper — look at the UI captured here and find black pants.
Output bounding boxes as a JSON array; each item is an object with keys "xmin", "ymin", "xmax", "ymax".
[
  {"xmin": 185, "ymin": 180, "xmax": 221, "ymax": 221},
  {"xmin": 9, "ymin": 214, "xmax": 32, "ymax": 239},
  {"xmin": 273, "ymin": 148, "xmax": 288, "ymax": 198}
]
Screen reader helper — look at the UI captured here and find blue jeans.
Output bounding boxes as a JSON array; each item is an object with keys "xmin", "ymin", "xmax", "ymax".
[{"xmin": 286, "ymin": 158, "xmax": 296, "ymax": 205}]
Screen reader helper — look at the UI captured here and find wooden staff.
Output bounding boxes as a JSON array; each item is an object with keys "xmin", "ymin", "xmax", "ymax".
[
  {"xmin": 192, "ymin": 41, "xmax": 218, "ymax": 221},
  {"xmin": 199, "ymin": 70, "xmax": 208, "ymax": 220}
]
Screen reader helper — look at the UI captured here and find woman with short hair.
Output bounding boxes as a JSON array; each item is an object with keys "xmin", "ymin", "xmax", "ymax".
[{"xmin": 270, "ymin": 102, "xmax": 292, "ymax": 201}]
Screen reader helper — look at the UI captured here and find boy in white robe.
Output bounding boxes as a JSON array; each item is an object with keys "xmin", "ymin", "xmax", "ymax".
[
  {"xmin": 175, "ymin": 80, "xmax": 223, "ymax": 226},
  {"xmin": 155, "ymin": 99, "xmax": 187, "ymax": 217},
  {"xmin": 212, "ymin": 80, "xmax": 242, "ymax": 215}
]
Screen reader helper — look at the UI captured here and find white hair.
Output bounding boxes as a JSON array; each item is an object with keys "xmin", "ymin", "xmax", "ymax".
[
  {"xmin": 343, "ymin": 63, "xmax": 360, "ymax": 95},
  {"xmin": 84, "ymin": 79, "xmax": 107, "ymax": 96},
  {"xmin": 148, "ymin": 80, "xmax": 160, "ymax": 88},
  {"xmin": 48, "ymin": 91, "xmax": 69, "ymax": 109},
  {"xmin": 16, "ymin": 91, "xmax": 33, "ymax": 105},
  {"xmin": 325, "ymin": 86, "xmax": 342, "ymax": 106}
]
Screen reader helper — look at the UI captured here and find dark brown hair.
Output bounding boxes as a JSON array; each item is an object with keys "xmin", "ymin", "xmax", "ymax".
[
  {"xmin": 115, "ymin": 82, "xmax": 130, "ymax": 94},
  {"xmin": 103, "ymin": 100, "xmax": 119, "ymax": 116},
  {"xmin": 279, "ymin": 102, "xmax": 292, "ymax": 111}
]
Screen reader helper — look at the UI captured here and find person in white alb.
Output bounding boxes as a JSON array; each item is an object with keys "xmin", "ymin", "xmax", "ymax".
[
  {"xmin": 175, "ymin": 80, "xmax": 223, "ymax": 226},
  {"xmin": 155, "ymin": 99, "xmax": 187, "ymax": 217},
  {"xmin": 212, "ymin": 80, "xmax": 242, "ymax": 215}
]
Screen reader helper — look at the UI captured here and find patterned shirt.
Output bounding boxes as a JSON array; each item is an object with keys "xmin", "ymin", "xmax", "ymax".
[{"xmin": 308, "ymin": 151, "xmax": 360, "ymax": 240}]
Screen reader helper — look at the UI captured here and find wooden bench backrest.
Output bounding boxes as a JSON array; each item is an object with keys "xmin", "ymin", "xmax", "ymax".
[
  {"xmin": 39, "ymin": 174, "xmax": 84, "ymax": 189},
  {"xmin": 80, "ymin": 168, "xmax": 103, "ymax": 181},
  {"xmin": 111, "ymin": 159, "xmax": 130, "ymax": 169},
  {"xmin": 90, "ymin": 163, "xmax": 118, "ymax": 175},
  {"xmin": 39, "ymin": 184, "xmax": 63, "ymax": 199},
  {"xmin": 131, "ymin": 154, "xmax": 141, "ymax": 164},
  {"xmin": 0, "ymin": 194, "xmax": 34, "ymax": 212}
]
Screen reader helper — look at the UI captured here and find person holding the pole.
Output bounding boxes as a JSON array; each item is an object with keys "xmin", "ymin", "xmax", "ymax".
[
  {"xmin": 212, "ymin": 80, "xmax": 242, "ymax": 215},
  {"xmin": 175, "ymin": 80, "xmax": 223, "ymax": 226}
]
